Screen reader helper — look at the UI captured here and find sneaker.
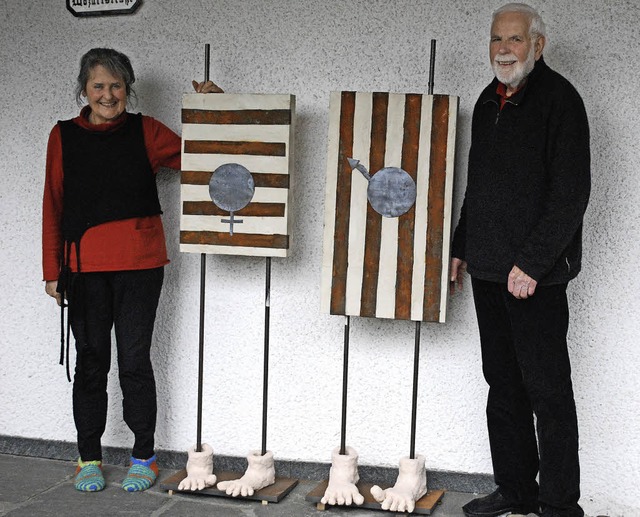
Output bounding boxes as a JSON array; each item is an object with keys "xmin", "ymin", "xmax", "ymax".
[{"xmin": 463, "ymin": 489, "xmax": 539, "ymax": 517}]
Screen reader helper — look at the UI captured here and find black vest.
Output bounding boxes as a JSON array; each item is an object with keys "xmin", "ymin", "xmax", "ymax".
[{"xmin": 59, "ymin": 112, "xmax": 162, "ymax": 249}]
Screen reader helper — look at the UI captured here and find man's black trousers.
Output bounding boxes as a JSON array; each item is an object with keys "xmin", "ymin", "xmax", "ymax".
[
  {"xmin": 471, "ymin": 278, "xmax": 582, "ymax": 515},
  {"xmin": 69, "ymin": 267, "xmax": 164, "ymax": 462}
]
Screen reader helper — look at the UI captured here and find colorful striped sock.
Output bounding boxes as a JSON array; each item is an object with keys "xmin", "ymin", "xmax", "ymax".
[
  {"xmin": 74, "ymin": 459, "xmax": 105, "ymax": 492},
  {"xmin": 122, "ymin": 454, "xmax": 158, "ymax": 492}
]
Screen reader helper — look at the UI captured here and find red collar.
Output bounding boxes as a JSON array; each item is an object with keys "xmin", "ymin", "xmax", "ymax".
[
  {"xmin": 496, "ymin": 81, "xmax": 525, "ymax": 110},
  {"xmin": 77, "ymin": 105, "xmax": 129, "ymax": 131}
]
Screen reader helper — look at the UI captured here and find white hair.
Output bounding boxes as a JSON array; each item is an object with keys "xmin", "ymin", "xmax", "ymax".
[{"xmin": 492, "ymin": 3, "xmax": 547, "ymax": 39}]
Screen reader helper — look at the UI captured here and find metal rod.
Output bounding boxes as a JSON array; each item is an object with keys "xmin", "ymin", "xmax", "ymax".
[
  {"xmin": 261, "ymin": 257, "xmax": 272, "ymax": 455},
  {"xmin": 410, "ymin": 321, "xmax": 421, "ymax": 459},
  {"xmin": 196, "ymin": 253, "xmax": 206, "ymax": 452},
  {"xmin": 428, "ymin": 39, "xmax": 436, "ymax": 95},
  {"xmin": 204, "ymin": 43, "xmax": 210, "ymax": 82},
  {"xmin": 195, "ymin": 43, "xmax": 211, "ymax": 453},
  {"xmin": 407, "ymin": 39, "xmax": 435, "ymax": 458},
  {"xmin": 340, "ymin": 315, "xmax": 351, "ymax": 455}
]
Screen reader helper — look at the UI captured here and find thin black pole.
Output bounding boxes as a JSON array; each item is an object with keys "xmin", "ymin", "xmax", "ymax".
[
  {"xmin": 407, "ymin": 37, "xmax": 436, "ymax": 460},
  {"xmin": 196, "ymin": 254, "xmax": 206, "ymax": 452},
  {"xmin": 428, "ymin": 39, "xmax": 436, "ymax": 95},
  {"xmin": 196, "ymin": 43, "xmax": 211, "ymax": 453},
  {"xmin": 261, "ymin": 257, "xmax": 272, "ymax": 455},
  {"xmin": 340, "ymin": 315, "xmax": 351, "ymax": 455},
  {"xmin": 409, "ymin": 321, "xmax": 421, "ymax": 459},
  {"xmin": 204, "ymin": 43, "xmax": 210, "ymax": 82}
]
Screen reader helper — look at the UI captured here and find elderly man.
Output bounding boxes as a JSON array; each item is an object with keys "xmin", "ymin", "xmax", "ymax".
[{"xmin": 450, "ymin": 3, "xmax": 590, "ymax": 517}]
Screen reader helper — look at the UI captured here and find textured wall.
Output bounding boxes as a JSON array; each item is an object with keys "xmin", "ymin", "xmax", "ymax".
[{"xmin": 0, "ymin": 1, "xmax": 638, "ymax": 515}]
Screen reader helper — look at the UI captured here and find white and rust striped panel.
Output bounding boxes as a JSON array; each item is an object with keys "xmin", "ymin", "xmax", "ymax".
[
  {"xmin": 180, "ymin": 93, "xmax": 295, "ymax": 257},
  {"xmin": 321, "ymin": 91, "xmax": 458, "ymax": 323}
]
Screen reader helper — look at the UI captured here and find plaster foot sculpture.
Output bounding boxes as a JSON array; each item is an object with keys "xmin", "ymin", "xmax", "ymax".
[
  {"xmin": 371, "ymin": 455, "xmax": 427, "ymax": 513},
  {"xmin": 320, "ymin": 446, "xmax": 365, "ymax": 506},
  {"xmin": 178, "ymin": 443, "xmax": 218, "ymax": 491},
  {"xmin": 217, "ymin": 450, "xmax": 275, "ymax": 497}
]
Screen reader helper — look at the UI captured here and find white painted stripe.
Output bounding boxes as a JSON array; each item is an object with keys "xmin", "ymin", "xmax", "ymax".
[
  {"xmin": 181, "ymin": 154, "xmax": 289, "ymax": 174},
  {"xmin": 180, "ymin": 215, "xmax": 288, "ymax": 234},
  {"xmin": 438, "ymin": 96, "xmax": 459, "ymax": 323},
  {"xmin": 182, "ymin": 93, "xmax": 293, "ymax": 111},
  {"xmin": 376, "ymin": 93, "xmax": 405, "ymax": 319},
  {"xmin": 411, "ymin": 95, "xmax": 433, "ymax": 321},
  {"xmin": 180, "ymin": 243, "xmax": 288, "ymax": 257},
  {"xmin": 345, "ymin": 92, "xmax": 372, "ymax": 316},
  {"xmin": 182, "ymin": 123, "xmax": 290, "ymax": 143},
  {"xmin": 181, "ymin": 185, "xmax": 289, "ymax": 204},
  {"xmin": 320, "ymin": 91, "xmax": 342, "ymax": 314}
]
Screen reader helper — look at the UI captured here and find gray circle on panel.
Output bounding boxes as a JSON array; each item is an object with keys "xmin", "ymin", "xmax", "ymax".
[
  {"xmin": 209, "ymin": 163, "xmax": 255, "ymax": 212},
  {"xmin": 367, "ymin": 167, "xmax": 417, "ymax": 218}
]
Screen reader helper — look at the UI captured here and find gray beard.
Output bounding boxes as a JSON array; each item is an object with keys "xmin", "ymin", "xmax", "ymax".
[{"xmin": 492, "ymin": 48, "xmax": 536, "ymax": 89}]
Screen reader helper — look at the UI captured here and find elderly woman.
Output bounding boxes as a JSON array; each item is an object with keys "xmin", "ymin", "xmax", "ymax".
[{"xmin": 42, "ymin": 47, "xmax": 220, "ymax": 493}]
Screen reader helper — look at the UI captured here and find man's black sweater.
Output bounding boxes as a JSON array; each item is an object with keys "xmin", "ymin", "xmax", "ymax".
[{"xmin": 452, "ymin": 57, "xmax": 591, "ymax": 285}]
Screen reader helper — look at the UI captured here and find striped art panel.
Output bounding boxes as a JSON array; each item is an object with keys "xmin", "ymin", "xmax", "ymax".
[
  {"xmin": 321, "ymin": 91, "xmax": 459, "ymax": 323},
  {"xmin": 180, "ymin": 93, "xmax": 295, "ymax": 257}
]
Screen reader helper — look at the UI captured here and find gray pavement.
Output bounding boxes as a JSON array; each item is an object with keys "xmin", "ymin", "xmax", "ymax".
[{"xmin": 0, "ymin": 453, "xmax": 480, "ymax": 517}]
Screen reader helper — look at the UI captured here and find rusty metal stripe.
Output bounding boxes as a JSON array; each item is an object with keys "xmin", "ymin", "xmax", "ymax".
[
  {"xmin": 184, "ymin": 140, "xmax": 286, "ymax": 156},
  {"xmin": 395, "ymin": 94, "xmax": 422, "ymax": 320},
  {"xmin": 182, "ymin": 201, "xmax": 286, "ymax": 217},
  {"xmin": 182, "ymin": 109, "xmax": 291, "ymax": 125},
  {"xmin": 330, "ymin": 91, "xmax": 356, "ymax": 315},
  {"xmin": 181, "ymin": 171, "xmax": 289, "ymax": 188},
  {"xmin": 423, "ymin": 95, "xmax": 450, "ymax": 322},
  {"xmin": 180, "ymin": 231, "xmax": 289, "ymax": 249},
  {"xmin": 360, "ymin": 92, "xmax": 388, "ymax": 318}
]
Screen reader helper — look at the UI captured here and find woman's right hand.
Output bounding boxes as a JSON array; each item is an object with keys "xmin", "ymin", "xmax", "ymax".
[
  {"xmin": 192, "ymin": 80, "xmax": 224, "ymax": 93},
  {"xmin": 45, "ymin": 280, "xmax": 63, "ymax": 306}
]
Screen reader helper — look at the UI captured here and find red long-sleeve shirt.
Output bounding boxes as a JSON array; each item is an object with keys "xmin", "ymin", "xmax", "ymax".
[{"xmin": 42, "ymin": 107, "xmax": 181, "ymax": 281}]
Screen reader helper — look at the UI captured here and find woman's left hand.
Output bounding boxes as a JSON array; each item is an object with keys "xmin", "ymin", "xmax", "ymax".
[
  {"xmin": 192, "ymin": 80, "xmax": 224, "ymax": 93},
  {"xmin": 45, "ymin": 280, "xmax": 63, "ymax": 306}
]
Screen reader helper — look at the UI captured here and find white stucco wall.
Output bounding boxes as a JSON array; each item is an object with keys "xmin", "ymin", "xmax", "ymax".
[{"xmin": 1, "ymin": 1, "xmax": 638, "ymax": 515}]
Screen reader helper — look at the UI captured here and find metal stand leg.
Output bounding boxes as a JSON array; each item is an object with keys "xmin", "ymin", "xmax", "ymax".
[
  {"xmin": 195, "ymin": 43, "xmax": 212, "ymax": 453},
  {"xmin": 196, "ymin": 253, "xmax": 206, "ymax": 452},
  {"xmin": 340, "ymin": 315, "xmax": 351, "ymax": 455},
  {"xmin": 410, "ymin": 320, "xmax": 421, "ymax": 459},
  {"xmin": 262, "ymin": 257, "xmax": 271, "ymax": 455}
]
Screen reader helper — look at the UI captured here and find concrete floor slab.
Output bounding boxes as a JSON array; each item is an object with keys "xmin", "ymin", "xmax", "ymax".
[{"xmin": 0, "ymin": 453, "xmax": 487, "ymax": 517}]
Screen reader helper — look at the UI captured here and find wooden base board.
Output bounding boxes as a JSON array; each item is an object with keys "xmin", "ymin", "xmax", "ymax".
[
  {"xmin": 305, "ymin": 479, "xmax": 445, "ymax": 514},
  {"xmin": 161, "ymin": 469, "xmax": 299, "ymax": 504}
]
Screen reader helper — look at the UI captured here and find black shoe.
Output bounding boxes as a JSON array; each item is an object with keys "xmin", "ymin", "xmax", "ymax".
[{"xmin": 462, "ymin": 489, "xmax": 539, "ymax": 517}]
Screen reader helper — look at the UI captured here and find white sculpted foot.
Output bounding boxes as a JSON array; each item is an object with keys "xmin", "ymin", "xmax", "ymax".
[
  {"xmin": 216, "ymin": 450, "xmax": 275, "ymax": 497},
  {"xmin": 178, "ymin": 443, "xmax": 218, "ymax": 491},
  {"xmin": 371, "ymin": 455, "xmax": 427, "ymax": 513},
  {"xmin": 321, "ymin": 446, "xmax": 365, "ymax": 506}
]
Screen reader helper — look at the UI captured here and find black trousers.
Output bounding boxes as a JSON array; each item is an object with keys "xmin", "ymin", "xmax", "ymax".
[
  {"xmin": 471, "ymin": 278, "xmax": 583, "ymax": 516},
  {"xmin": 69, "ymin": 267, "xmax": 164, "ymax": 461}
]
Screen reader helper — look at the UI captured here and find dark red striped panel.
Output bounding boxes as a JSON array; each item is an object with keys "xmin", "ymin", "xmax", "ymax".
[
  {"xmin": 181, "ymin": 171, "xmax": 289, "ymax": 188},
  {"xmin": 360, "ymin": 92, "xmax": 388, "ymax": 318},
  {"xmin": 423, "ymin": 95, "xmax": 450, "ymax": 322},
  {"xmin": 330, "ymin": 92, "xmax": 356, "ymax": 315},
  {"xmin": 182, "ymin": 109, "xmax": 291, "ymax": 125},
  {"xmin": 184, "ymin": 141, "xmax": 286, "ymax": 156},
  {"xmin": 182, "ymin": 201, "xmax": 285, "ymax": 217},
  {"xmin": 180, "ymin": 231, "xmax": 289, "ymax": 249}
]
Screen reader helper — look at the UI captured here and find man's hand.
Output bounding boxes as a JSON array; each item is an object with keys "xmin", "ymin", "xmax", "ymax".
[
  {"xmin": 508, "ymin": 265, "xmax": 537, "ymax": 299},
  {"xmin": 192, "ymin": 80, "xmax": 224, "ymax": 93},
  {"xmin": 45, "ymin": 280, "xmax": 63, "ymax": 306},
  {"xmin": 450, "ymin": 258, "xmax": 467, "ymax": 294}
]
